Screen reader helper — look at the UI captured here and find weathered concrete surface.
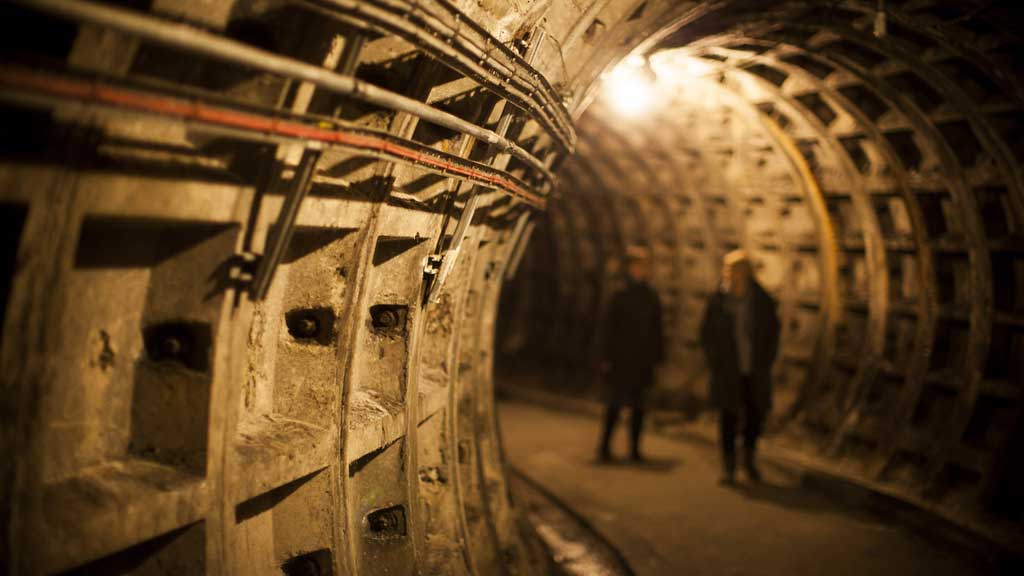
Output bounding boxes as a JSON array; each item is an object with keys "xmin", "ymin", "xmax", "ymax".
[
  {"xmin": 500, "ymin": 400, "xmax": 992, "ymax": 576},
  {"xmin": 4, "ymin": 1, "xmax": 1024, "ymax": 572}
]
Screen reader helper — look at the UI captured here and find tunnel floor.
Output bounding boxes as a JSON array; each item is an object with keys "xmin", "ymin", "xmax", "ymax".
[{"xmin": 499, "ymin": 400, "xmax": 990, "ymax": 576}]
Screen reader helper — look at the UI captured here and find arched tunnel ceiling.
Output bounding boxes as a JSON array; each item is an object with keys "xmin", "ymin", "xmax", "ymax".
[
  {"xmin": 1, "ymin": 0, "xmax": 1023, "ymax": 574},
  {"xmin": 507, "ymin": 0, "xmax": 1024, "ymax": 550}
]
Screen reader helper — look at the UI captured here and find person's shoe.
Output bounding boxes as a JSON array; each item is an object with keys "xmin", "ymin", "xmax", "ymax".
[
  {"xmin": 745, "ymin": 464, "xmax": 762, "ymax": 483},
  {"xmin": 744, "ymin": 453, "xmax": 762, "ymax": 482},
  {"xmin": 597, "ymin": 449, "xmax": 613, "ymax": 462},
  {"xmin": 630, "ymin": 452, "xmax": 646, "ymax": 463},
  {"xmin": 722, "ymin": 454, "xmax": 736, "ymax": 485}
]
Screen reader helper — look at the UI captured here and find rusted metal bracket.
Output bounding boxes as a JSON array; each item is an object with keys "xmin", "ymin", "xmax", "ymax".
[{"xmin": 424, "ymin": 187, "xmax": 483, "ymax": 303}]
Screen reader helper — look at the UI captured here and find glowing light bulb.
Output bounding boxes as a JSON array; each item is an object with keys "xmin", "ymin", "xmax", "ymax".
[
  {"xmin": 603, "ymin": 56, "xmax": 656, "ymax": 117},
  {"xmin": 605, "ymin": 74, "xmax": 653, "ymax": 116}
]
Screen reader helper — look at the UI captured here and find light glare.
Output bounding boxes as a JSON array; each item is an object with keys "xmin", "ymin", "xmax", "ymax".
[
  {"xmin": 605, "ymin": 73, "xmax": 653, "ymax": 116},
  {"xmin": 603, "ymin": 57, "xmax": 655, "ymax": 116},
  {"xmin": 649, "ymin": 53, "xmax": 713, "ymax": 84},
  {"xmin": 601, "ymin": 52, "xmax": 717, "ymax": 117}
]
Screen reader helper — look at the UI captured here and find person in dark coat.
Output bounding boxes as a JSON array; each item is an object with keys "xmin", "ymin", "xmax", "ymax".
[
  {"xmin": 699, "ymin": 250, "xmax": 780, "ymax": 484},
  {"xmin": 597, "ymin": 248, "xmax": 664, "ymax": 462}
]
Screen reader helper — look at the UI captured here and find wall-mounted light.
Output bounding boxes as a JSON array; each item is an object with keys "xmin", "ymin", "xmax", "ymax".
[{"xmin": 602, "ymin": 54, "xmax": 658, "ymax": 117}]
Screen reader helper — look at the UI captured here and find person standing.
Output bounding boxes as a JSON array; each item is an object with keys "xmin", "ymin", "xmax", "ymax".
[
  {"xmin": 699, "ymin": 250, "xmax": 780, "ymax": 484},
  {"xmin": 597, "ymin": 247, "xmax": 664, "ymax": 462}
]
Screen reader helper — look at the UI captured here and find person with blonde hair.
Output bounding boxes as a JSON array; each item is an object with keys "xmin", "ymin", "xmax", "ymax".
[
  {"xmin": 699, "ymin": 250, "xmax": 780, "ymax": 484},
  {"xmin": 597, "ymin": 246, "xmax": 664, "ymax": 462}
]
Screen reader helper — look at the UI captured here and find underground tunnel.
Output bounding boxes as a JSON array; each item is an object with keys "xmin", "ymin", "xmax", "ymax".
[{"xmin": 1, "ymin": 0, "xmax": 1023, "ymax": 574}]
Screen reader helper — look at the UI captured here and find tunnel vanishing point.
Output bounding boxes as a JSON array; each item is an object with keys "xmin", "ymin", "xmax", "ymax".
[{"xmin": 1, "ymin": 0, "xmax": 1023, "ymax": 574}]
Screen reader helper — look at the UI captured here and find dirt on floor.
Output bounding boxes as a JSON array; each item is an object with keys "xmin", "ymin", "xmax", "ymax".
[{"xmin": 499, "ymin": 400, "xmax": 999, "ymax": 576}]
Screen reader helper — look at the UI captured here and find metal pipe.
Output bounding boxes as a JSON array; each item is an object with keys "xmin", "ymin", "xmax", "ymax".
[
  {"xmin": 0, "ymin": 66, "xmax": 546, "ymax": 208},
  {"xmin": 250, "ymin": 148, "xmax": 321, "ymax": 300},
  {"xmin": 305, "ymin": 0, "xmax": 575, "ymax": 152},
  {"xmin": 425, "ymin": 27, "xmax": 549, "ymax": 302},
  {"xmin": 383, "ymin": 0, "xmax": 574, "ymax": 147},
  {"xmin": 18, "ymin": 0, "xmax": 555, "ymax": 185}
]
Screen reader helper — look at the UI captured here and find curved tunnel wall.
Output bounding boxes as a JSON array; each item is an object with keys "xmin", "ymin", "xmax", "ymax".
[
  {"xmin": 1, "ymin": 0, "xmax": 1023, "ymax": 574},
  {"xmin": 498, "ymin": 0, "xmax": 1024, "ymax": 537},
  {"xmin": 0, "ymin": 0, "xmax": 586, "ymax": 573}
]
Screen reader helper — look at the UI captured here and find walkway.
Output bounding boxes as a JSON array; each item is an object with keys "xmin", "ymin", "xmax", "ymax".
[{"xmin": 498, "ymin": 400, "xmax": 991, "ymax": 576}]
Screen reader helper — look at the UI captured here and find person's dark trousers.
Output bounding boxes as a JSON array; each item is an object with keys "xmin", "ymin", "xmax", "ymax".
[
  {"xmin": 599, "ymin": 386, "xmax": 646, "ymax": 459},
  {"xmin": 718, "ymin": 376, "xmax": 763, "ymax": 480}
]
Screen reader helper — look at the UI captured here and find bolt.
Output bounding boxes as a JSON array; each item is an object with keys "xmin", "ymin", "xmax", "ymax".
[
  {"xmin": 366, "ymin": 505, "xmax": 406, "ymax": 537},
  {"xmin": 377, "ymin": 310, "xmax": 398, "ymax": 329},
  {"xmin": 290, "ymin": 315, "xmax": 319, "ymax": 339},
  {"xmin": 368, "ymin": 509, "xmax": 399, "ymax": 533},
  {"xmin": 370, "ymin": 511, "xmax": 395, "ymax": 532},
  {"xmin": 298, "ymin": 317, "xmax": 317, "ymax": 334},
  {"xmin": 160, "ymin": 336, "xmax": 183, "ymax": 358}
]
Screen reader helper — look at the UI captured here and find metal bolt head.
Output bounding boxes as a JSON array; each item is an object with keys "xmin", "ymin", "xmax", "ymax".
[
  {"xmin": 290, "ymin": 315, "xmax": 319, "ymax": 339},
  {"xmin": 366, "ymin": 505, "xmax": 407, "ymax": 538},
  {"xmin": 377, "ymin": 310, "xmax": 398, "ymax": 329},
  {"xmin": 369, "ymin": 509, "xmax": 399, "ymax": 532},
  {"xmin": 298, "ymin": 317, "xmax": 318, "ymax": 335},
  {"xmin": 160, "ymin": 336, "xmax": 183, "ymax": 358}
]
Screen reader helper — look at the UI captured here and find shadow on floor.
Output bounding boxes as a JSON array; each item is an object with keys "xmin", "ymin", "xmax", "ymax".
[
  {"xmin": 588, "ymin": 456, "xmax": 682, "ymax": 473},
  {"xmin": 726, "ymin": 479, "xmax": 850, "ymax": 515}
]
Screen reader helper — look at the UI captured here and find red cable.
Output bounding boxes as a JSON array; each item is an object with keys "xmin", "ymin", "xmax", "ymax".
[{"xmin": 0, "ymin": 67, "xmax": 545, "ymax": 209}]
